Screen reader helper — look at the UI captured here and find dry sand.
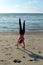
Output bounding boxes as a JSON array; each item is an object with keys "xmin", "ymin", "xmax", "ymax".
[{"xmin": 0, "ymin": 32, "xmax": 43, "ymax": 65}]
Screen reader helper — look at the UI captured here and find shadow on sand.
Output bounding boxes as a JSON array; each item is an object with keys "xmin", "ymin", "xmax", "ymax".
[{"xmin": 19, "ymin": 48, "xmax": 43, "ymax": 60}]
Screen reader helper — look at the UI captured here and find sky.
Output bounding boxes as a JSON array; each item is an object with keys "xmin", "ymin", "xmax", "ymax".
[{"xmin": 0, "ymin": 0, "xmax": 43, "ymax": 13}]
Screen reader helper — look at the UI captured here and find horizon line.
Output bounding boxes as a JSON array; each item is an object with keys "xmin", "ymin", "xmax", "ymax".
[{"xmin": 0, "ymin": 12, "xmax": 43, "ymax": 14}]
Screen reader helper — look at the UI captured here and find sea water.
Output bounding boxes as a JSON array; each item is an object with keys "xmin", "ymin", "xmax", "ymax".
[{"xmin": 0, "ymin": 13, "xmax": 43, "ymax": 32}]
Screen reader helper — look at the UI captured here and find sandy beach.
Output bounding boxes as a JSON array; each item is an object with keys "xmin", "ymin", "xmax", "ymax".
[{"xmin": 0, "ymin": 32, "xmax": 43, "ymax": 65}]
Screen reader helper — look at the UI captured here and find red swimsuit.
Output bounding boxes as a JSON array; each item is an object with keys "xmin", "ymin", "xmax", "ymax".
[{"xmin": 18, "ymin": 35, "xmax": 24, "ymax": 43}]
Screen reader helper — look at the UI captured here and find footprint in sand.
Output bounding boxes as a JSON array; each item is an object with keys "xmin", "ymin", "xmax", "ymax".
[
  {"xmin": 5, "ymin": 53, "xmax": 11, "ymax": 56},
  {"xmin": 5, "ymin": 40, "xmax": 8, "ymax": 42},
  {"xmin": 0, "ymin": 60, "xmax": 5, "ymax": 62},
  {"xmin": 34, "ymin": 58, "xmax": 39, "ymax": 62},
  {"xmin": 9, "ymin": 57, "xmax": 13, "ymax": 60},
  {"xmin": 13, "ymin": 59, "xmax": 21, "ymax": 63},
  {"xmin": 38, "ymin": 51, "xmax": 41, "ymax": 54},
  {"xmin": 1, "ymin": 45, "xmax": 4, "ymax": 47},
  {"xmin": 4, "ymin": 47, "xmax": 8, "ymax": 50},
  {"xmin": 0, "ymin": 40, "xmax": 2, "ymax": 42},
  {"xmin": 33, "ymin": 47, "xmax": 35, "ymax": 49},
  {"xmin": 0, "ymin": 60, "xmax": 11, "ymax": 65},
  {"xmin": 23, "ymin": 56, "xmax": 26, "ymax": 58},
  {"xmin": 33, "ymin": 47, "xmax": 38, "ymax": 50},
  {"xmin": 29, "ymin": 58, "xmax": 39, "ymax": 62},
  {"xmin": 29, "ymin": 59, "xmax": 33, "ymax": 62},
  {"xmin": 7, "ymin": 44, "xmax": 10, "ymax": 46}
]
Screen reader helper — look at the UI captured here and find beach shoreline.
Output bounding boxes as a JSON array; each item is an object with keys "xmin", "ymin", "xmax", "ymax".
[{"xmin": 0, "ymin": 31, "xmax": 43, "ymax": 34}]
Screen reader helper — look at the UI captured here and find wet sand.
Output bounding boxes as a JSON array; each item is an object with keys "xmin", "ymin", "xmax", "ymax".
[{"xmin": 0, "ymin": 32, "xmax": 43, "ymax": 65}]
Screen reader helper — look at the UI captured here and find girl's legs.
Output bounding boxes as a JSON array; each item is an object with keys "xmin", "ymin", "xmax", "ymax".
[
  {"xmin": 19, "ymin": 18, "xmax": 22, "ymax": 34},
  {"xmin": 23, "ymin": 20, "xmax": 25, "ymax": 35}
]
